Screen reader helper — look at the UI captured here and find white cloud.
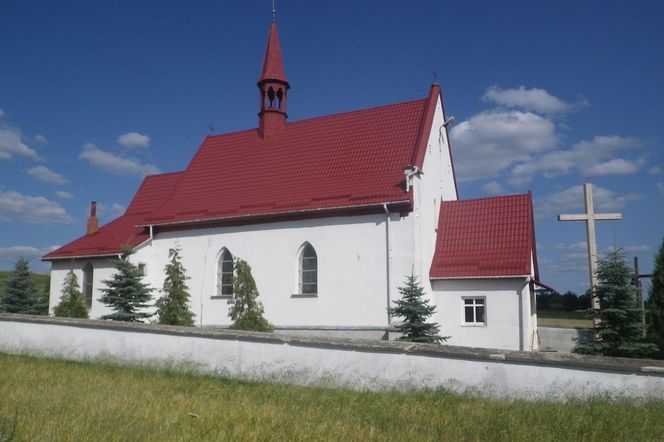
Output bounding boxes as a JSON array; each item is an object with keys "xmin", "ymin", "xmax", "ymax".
[
  {"xmin": 584, "ymin": 158, "xmax": 643, "ymax": 177},
  {"xmin": 508, "ymin": 135, "xmax": 643, "ymax": 186},
  {"xmin": 0, "ymin": 190, "xmax": 74, "ymax": 224},
  {"xmin": 482, "ymin": 181, "xmax": 503, "ymax": 194},
  {"xmin": 0, "ymin": 245, "xmax": 60, "ymax": 261},
  {"xmin": 621, "ymin": 245, "xmax": 651, "ymax": 253},
  {"xmin": 534, "ymin": 184, "xmax": 642, "ymax": 219},
  {"xmin": 450, "ymin": 110, "xmax": 557, "ymax": 182},
  {"xmin": 26, "ymin": 165, "xmax": 70, "ymax": 185},
  {"xmin": 79, "ymin": 143, "xmax": 160, "ymax": 176},
  {"xmin": 0, "ymin": 125, "xmax": 41, "ymax": 161},
  {"xmin": 483, "ymin": 86, "xmax": 574, "ymax": 114},
  {"xmin": 650, "ymin": 166, "xmax": 662, "ymax": 175},
  {"xmin": 97, "ymin": 202, "xmax": 126, "ymax": 218},
  {"xmin": 55, "ymin": 190, "xmax": 74, "ymax": 199},
  {"xmin": 117, "ymin": 132, "xmax": 150, "ymax": 149},
  {"xmin": 34, "ymin": 134, "xmax": 48, "ymax": 146}
]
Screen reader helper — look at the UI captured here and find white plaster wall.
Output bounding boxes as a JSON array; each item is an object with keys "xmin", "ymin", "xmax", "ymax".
[
  {"xmin": 148, "ymin": 214, "xmax": 408, "ymax": 328},
  {"xmin": 2, "ymin": 319, "xmax": 663, "ymax": 401},
  {"xmin": 410, "ymin": 95, "xmax": 457, "ymax": 291},
  {"xmin": 49, "ymin": 258, "xmax": 120, "ymax": 319},
  {"xmin": 431, "ymin": 278, "xmax": 534, "ymax": 351}
]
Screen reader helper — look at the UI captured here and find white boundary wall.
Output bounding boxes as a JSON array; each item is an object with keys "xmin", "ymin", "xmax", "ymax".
[{"xmin": 2, "ymin": 314, "xmax": 664, "ymax": 401}]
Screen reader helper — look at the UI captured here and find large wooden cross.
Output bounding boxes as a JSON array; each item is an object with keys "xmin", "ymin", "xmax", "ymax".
[{"xmin": 558, "ymin": 183, "xmax": 622, "ymax": 311}]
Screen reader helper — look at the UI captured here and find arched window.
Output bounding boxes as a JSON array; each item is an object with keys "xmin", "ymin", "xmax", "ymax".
[
  {"xmin": 299, "ymin": 242, "xmax": 317, "ymax": 294},
  {"xmin": 217, "ymin": 248, "xmax": 234, "ymax": 296},
  {"xmin": 276, "ymin": 88, "xmax": 284, "ymax": 109},
  {"xmin": 82, "ymin": 262, "xmax": 93, "ymax": 309},
  {"xmin": 267, "ymin": 87, "xmax": 275, "ymax": 108}
]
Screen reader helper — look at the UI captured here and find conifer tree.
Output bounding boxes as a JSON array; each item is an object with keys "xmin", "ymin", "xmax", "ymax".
[
  {"xmin": 155, "ymin": 247, "xmax": 195, "ymax": 326},
  {"xmin": 0, "ymin": 258, "xmax": 40, "ymax": 314},
  {"xmin": 99, "ymin": 248, "xmax": 154, "ymax": 322},
  {"xmin": 646, "ymin": 237, "xmax": 664, "ymax": 356},
  {"xmin": 36, "ymin": 277, "xmax": 51, "ymax": 315},
  {"xmin": 574, "ymin": 249, "xmax": 656, "ymax": 358},
  {"xmin": 227, "ymin": 258, "xmax": 272, "ymax": 332},
  {"xmin": 54, "ymin": 270, "xmax": 89, "ymax": 319},
  {"xmin": 388, "ymin": 274, "xmax": 448, "ymax": 343}
]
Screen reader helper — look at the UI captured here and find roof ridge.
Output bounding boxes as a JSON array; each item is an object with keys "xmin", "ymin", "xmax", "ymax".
[
  {"xmin": 205, "ymin": 96, "xmax": 429, "ymax": 140},
  {"xmin": 289, "ymin": 96, "xmax": 428, "ymax": 127},
  {"xmin": 442, "ymin": 193, "xmax": 529, "ymax": 205}
]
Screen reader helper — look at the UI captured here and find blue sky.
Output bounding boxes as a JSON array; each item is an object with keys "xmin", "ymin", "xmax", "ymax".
[{"xmin": 1, "ymin": 1, "xmax": 662, "ymax": 294}]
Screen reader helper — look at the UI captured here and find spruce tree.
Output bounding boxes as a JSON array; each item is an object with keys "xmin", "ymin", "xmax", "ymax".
[
  {"xmin": 574, "ymin": 249, "xmax": 656, "ymax": 358},
  {"xmin": 0, "ymin": 258, "xmax": 40, "ymax": 314},
  {"xmin": 227, "ymin": 258, "xmax": 272, "ymax": 332},
  {"xmin": 155, "ymin": 247, "xmax": 195, "ymax": 326},
  {"xmin": 36, "ymin": 277, "xmax": 51, "ymax": 315},
  {"xmin": 646, "ymin": 237, "xmax": 664, "ymax": 357},
  {"xmin": 54, "ymin": 270, "xmax": 89, "ymax": 319},
  {"xmin": 99, "ymin": 248, "xmax": 154, "ymax": 322},
  {"xmin": 388, "ymin": 274, "xmax": 448, "ymax": 343}
]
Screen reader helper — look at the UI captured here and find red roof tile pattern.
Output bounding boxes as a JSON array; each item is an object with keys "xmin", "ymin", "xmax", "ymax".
[
  {"xmin": 430, "ymin": 193, "xmax": 538, "ymax": 278},
  {"xmin": 258, "ymin": 22, "xmax": 288, "ymax": 84},
  {"xmin": 44, "ymin": 85, "xmax": 440, "ymax": 259},
  {"xmin": 144, "ymin": 88, "xmax": 440, "ymax": 226},
  {"xmin": 43, "ymin": 172, "xmax": 183, "ymax": 260}
]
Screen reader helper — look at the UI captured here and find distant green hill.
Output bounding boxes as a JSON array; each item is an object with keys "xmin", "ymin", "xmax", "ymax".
[{"xmin": 0, "ymin": 270, "xmax": 50, "ymax": 296}]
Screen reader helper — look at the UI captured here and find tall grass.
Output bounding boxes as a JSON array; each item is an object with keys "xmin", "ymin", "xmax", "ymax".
[{"xmin": 0, "ymin": 352, "xmax": 662, "ymax": 441}]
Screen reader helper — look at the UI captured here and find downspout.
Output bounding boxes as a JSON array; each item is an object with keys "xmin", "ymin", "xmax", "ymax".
[
  {"xmin": 383, "ymin": 204, "xmax": 391, "ymax": 326},
  {"xmin": 149, "ymin": 225, "xmax": 154, "ymax": 242}
]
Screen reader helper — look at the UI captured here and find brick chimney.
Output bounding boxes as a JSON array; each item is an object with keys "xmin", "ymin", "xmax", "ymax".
[{"xmin": 86, "ymin": 201, "xmax": 99, "ymax": 234}]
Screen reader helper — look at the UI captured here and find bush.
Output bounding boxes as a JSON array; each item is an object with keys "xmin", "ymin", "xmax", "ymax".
[
  {"xmin": 54, "ymin": 270, "xmax": 89, "ymax": 319},
  {"xmin": 227, "ymin": 258, "xmax": 272, "ymax": 332}
]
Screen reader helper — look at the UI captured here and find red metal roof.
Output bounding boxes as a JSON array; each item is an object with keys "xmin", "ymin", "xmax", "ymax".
[
  {"xmin": 44, "ymin": 85, "xmax": 441, "ymax": 259},
  {"xmin": 258, "ymin": 22, "xmax": 288, "ymax": 84},
  {"xmin": 43, "ymin": 172, "xmax": 183, "ymax": 260},
  {"xmin": 430, "ymin": 193, "xmax": 538, "ymax": 279},
  {"xmin": 144, "ymin": 86, "xmax": 440, "ymax": 226}
]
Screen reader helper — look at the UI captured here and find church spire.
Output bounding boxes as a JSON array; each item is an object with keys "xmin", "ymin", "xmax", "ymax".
[{"xmin": 257, "ymin": 20, "xmax": 290, "ymax": 138}]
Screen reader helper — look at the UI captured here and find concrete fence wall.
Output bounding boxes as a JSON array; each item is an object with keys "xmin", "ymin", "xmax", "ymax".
[{"xmin": 1, "ymin": 314, "xmax": 664, "ymax": 401}]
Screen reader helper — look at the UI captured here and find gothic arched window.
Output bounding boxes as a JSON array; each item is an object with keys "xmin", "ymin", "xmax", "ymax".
[
  {"xmin": 217, "ymin": 248, "xmax": 234, "ymax": 296},
  {"xmin": 83, "ymin": 262, "xmax": 93, "ymax": 309},
  {"xmin": 299, "ymin": 242, "xmax": 317, "ymax": 294}
]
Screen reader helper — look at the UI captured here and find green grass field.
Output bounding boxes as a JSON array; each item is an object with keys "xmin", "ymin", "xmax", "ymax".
[
  {"xmin": 0, "ymin": 270, "xmax": 49, "ymax": 296},
  {"xmin": 1, "ymin": 352, "xmax": 662, "ymax": 441},
  {"xmin": 538, "ymin": 309, "xmax": 593, "ymax": 328}
]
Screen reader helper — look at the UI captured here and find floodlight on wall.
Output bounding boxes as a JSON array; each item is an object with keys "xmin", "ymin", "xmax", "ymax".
[{"xmin": 403, "ymin": 165, "xmax": 420, "ymax": 192}]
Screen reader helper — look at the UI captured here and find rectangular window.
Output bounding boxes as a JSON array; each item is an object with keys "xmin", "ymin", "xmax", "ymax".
[
  {"xmin": 463, "ymin": 297, "xmax": 485, "ymax": 325},
  {"xmin": 137, "ymin": 263, "xmax": 146, "ymax": 276}
]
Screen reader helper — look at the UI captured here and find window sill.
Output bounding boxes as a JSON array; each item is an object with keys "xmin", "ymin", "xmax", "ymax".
[
  {"xmin": 461, "ymin": 323, "xmax": 486, "ymax": 327},
  {"xmin": 210, "ymin": 295, "xmax": 233, "ymax": 300},
  {"xmin": 290, "ymin": 293, "xmax": 318, "ymax": 298}
]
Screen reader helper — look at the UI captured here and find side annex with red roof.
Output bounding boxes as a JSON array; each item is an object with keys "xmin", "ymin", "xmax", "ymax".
[{"xmin": 43, "ymin": 19, "xmax": 542, "ymax": 351}]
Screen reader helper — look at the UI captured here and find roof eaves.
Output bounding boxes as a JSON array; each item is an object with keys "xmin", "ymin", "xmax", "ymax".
[
  {"xmin": 42, "ymin": 251, "xmax": 121, "ymax": 261},
  {"xmin": 142, "ymin": 199, "xmax": 412, "ymax": 228},
  {"xmin": 430, "ymin": 274, "xmax": 531, "ymax": 280}
]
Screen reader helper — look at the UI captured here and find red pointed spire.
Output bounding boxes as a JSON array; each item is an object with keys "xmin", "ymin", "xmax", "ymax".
[
  {"xmin": 257, "ymin": 21, "xmax": 290, "ymax": 138},
  {"xmin": 258, "ymin": 22, "xmax": 288, "ymax": 84}
]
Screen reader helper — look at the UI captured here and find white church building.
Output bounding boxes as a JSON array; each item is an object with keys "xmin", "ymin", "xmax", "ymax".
[{"xmin": 44, "ymin": 20, "xmax": 543, "ymax": 351}]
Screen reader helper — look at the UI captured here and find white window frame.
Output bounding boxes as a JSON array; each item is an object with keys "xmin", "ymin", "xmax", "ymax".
[
  {"xmin": 216, "ymin": 248, "xmax": 234, "ymax": 297},
  {"xmin": 461, "ymin": 296, "xmax": 486, "ymax": 326},
  {"xmin": 293, "ymin": 242, "xmax": 318, "ymax": 297},
  {"xmin": 82, "ymin": 262, "xmax": 94, "ymax": 310}
]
